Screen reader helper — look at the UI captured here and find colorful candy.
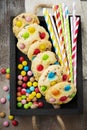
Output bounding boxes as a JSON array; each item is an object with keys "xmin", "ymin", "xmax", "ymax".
[
  {"xmin": 6, "ymin": 73, "xmax": 10, "ymax": 79},
  {"xmin": 39, "ymin": 32, "xmax": 46, "ymax": 39},
  {"xmin": 37, "ymin": 64, "xmax": 44, "ymax": 71},
  {"xmin": 12, "ymin": 120, "xmax": 18, "ymax": 126},
  {"xmin": 0, "ymin": 68, "xmax": 6, "ymax": 74},
  {"xmin": 8, "ymin": 115, "xmax": 14, "ymax": 120},
  {"xmin": 16, "ymin": 57, "xmax": 44, "ymax": 109},
  {"xmin": 0, "ymin": 97, "xmax": 7, "ymax": 104},
  {"xmin": 0, "ymin": 112, "xmax": 6, "ymax": 118},
  {"xmin": 3, "ymin": 121, "xmax": 9, "ymax": 127},
  {"xmin": 3, "ymin": 86, "xmax": 9, "ymax": 92}
]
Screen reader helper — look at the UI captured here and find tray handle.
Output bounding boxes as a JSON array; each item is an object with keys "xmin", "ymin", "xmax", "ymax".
[{"xmin": 34, "ymin": 4, "xmax": 52, "ymax": 14}]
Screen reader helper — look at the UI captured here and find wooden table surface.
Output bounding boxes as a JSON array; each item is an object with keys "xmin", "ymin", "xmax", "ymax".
[{"xmin": 0, "ymin": 0, "xmax": 87, "ymax": 130}]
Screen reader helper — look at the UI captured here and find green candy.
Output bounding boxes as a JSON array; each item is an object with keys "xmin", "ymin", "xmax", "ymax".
[
  {"xmin": 24, "ymin": 104, "xmax": 29, "ymax": 109},
  {"xmin": 21, "ymin": 95, "xmax": 26, "ymax": 99},
  {"xmin": 69, "ymin": 93, "xmax": 76, "ymax": 98},
  {"xmin": 22, "ymin": 32, "xmax": 29, "ymax": 39},
  {"xmin": 17, "ymin": 102, "xmax": 22, "ymax": 108},
  {"xmin": 6, "ymin": 68, "xmax": 10, "ymax": 74},
  {"xmin": 41, "ymin": 86, "xmax": 47, "ymax": 91},
  {"xmin": 28, "ymin": 102, "xmax": 33, "ymax": 107},
  {"xmin": 42, "ymin": 54, "xmax": 49, "ymax": 60}
]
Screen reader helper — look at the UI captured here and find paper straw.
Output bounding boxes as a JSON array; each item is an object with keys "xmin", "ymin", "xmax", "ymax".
[
  {"xmin": 73, "ymin": 0, "xmax": 76, "ymax": 36},
  {"xmin": 63, "ymin": 5, "xmax": 73, "ymax": 82},
  {"xmin": 53, "ymin": 5, "xmax": 70, "ymax": 79},
  {"xmin": 49, "ymin": 14, "xmax": 60, "ymax": 46},
  {"xmin": 43, "ymin": 8, "xmax": 63, "ymax": 65},
  {"xmin": 72, "ymin": 17, "xmax": 80, "ymax": 86}
]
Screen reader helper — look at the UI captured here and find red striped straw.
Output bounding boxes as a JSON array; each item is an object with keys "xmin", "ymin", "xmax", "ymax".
[
  {"xmin": 53, "ymin": 5, "xmax": 69, "ymax": 79},
  {"xmin": 72, "ymin": 17, "xmax": 80, "ymax": 86}
]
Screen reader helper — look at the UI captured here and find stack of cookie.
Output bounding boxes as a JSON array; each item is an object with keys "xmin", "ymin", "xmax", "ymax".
[{"xmin": 13, "ymin": 13, "xmax": 77, "ymax": 106}]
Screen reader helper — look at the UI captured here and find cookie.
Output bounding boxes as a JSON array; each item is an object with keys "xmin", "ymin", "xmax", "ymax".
[
  {"xmin": 13, "ymin": 13, "xmax": 39, "ymax": 37},
  {"xmin": 31, "ymin": 51, "xmax": 57, "ymax": 81},
  {"xmin": 38, "ymin": 65, "xmax": 68, "ymax": 95},
  {"xmin": 27, "ymin": 40, "xmax": 52, "ymax": 60},
  {"xmin": 45, "ymin": 82, "xmax": 77, "ymax": 105},
  {"xmin": 17, "ymin": 24, "xmax": 49, "ymax": 55}
]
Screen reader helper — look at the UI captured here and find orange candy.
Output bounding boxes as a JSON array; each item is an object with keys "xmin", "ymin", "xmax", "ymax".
[
  {"xmin": 52, "ymin": 89, "xmax": 60, "ymax": 96},
  {"xmin": 6, "ymin": 73, "xmax": 10, "ymax": 79}
]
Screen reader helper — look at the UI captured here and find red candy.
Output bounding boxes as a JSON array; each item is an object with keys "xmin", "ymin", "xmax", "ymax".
[
  {"xmin": 35, "ymin": 87, "xmax": 39, "ymax": 93},
  {"xmin": 39, "ymin": 32, "xmax": 46, "ymax": 39},
  {"xmin": 22, "ymin": 83, "xmax": 27, "ymax": 88},
  {"xmin": 19, "ymin": 57, "xmax": 25, "ymax": 62},
  {"xmin": 21, "ymin": 89, "xmax": 26, "ymax": 95},
  {"xmin": 37, "ymin": 64, "xmax": 44, "ymax": 71},
  {"xmin": 1, "ymin": 68, "xmax": 6, "ymax": 74},
  {"xmin": 23, "ymin": 76, "xmax": 28, "ymax": 82},
  {"xmin": 62, "ymin": 74, "xmax": 67, "ymax": 81},
  {"xmin": 33, "ymin": 49, "xmax": 40, "ymax": 55},
  {"xmin": 33, "ymin": 101, "xmax": 38, "ymax": 107},
  {"xmin": 17, "ymin": 87, "xmax": 22, "ymax": 92},
  {"xmin": 59, "ymin": 96, "xmax": 67, "ymax": 102},
  {"xmin": 12, "ymin": 120, "xmax": 18, "ymax": 126},
  {"xmin": 38, "ymin": 102, "xmax": 44, "ymax": 108}
]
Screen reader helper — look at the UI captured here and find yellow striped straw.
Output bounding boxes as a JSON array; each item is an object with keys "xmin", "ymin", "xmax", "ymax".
[{"xmin": 43, "ymin": 8, "xmax": 63, "ymax": 65}]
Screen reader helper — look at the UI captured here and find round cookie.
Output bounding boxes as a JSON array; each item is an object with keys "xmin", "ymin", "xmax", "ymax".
[
  {"xmin": 38, "ymin": 65, "xmax": 68, "ymax": 95},
  {"xmin": 27, "ymin": 40, "xmax": 52, "ymax": 60},
  {"xmin": 31, "ymin": 51, "xmax": 57, "ymax": 81},
  {"xmin": 45, "ymin": 82, "xmax": 77, "ymax": 105},
  {"xmin": 13, "ymin": 13, "xmax": 39, "ymax": 37},
  {"xmin": 17, "ymin": 24, "xmax": 49, "ymax": 55}
]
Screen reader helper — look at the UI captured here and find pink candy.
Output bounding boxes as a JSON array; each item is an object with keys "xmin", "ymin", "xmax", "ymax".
[
  {"xmin": 26, "ymin": 17, "xmax": 32, "ymax": 22},
  {"xmin": 3, "ymin": 121, "xmax": 9, "ymax": 127},
  {"xmin": 0, "ymin": 97, "xmax": 7, "ymax": 104},
  {"xmin": 18, "ymin": 75, "xmax": 23, "ymax": 80},
  {"xmin": 20, "ymin": 43, "xmax": 25, "ymax": 49},
  {"xmin": 27, "ymin": 71, "xmax": 33, "ymax": 76},
  {"xmin": 21, "ymin": 99, "xmax": 26, "ymax": 104},
  {"xmin": 3, "ymin": 86, "xmax": 9, "ymax": 92},
  {"xmin": 49, "ymin": 98, "xmax": 56, "ymax": 102}
]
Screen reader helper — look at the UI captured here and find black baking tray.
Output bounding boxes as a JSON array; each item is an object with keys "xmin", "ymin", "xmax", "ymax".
[{"xmin": 10, "ymin": 16, "xmax": 83, "ymax": 115}]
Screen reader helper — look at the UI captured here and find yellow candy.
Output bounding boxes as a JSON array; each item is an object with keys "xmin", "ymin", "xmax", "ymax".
[
  {"xmin": 27, "ymin": 81, "xmax": 32, "ymax": 87},
  {"xmin": 21, "ymin": 71, "xmax": 26, "ymax": 76},
  {"xmin": 50, "ymin": 81, "xmax": 57, "ymax": 86},
  {"xmin": 28, "ymin": 27, "xmax": 36, "ymax": 33},
  {"xmin": 33, "ymin": 81, "xmax": 38, "ymax": 87},
  {"xmin": 29, "ymin": 94, "xmax": 34, "ymax": 99},
  {"xmin": 22, "ymin": 61, "xmax": 27, "ymax": 66},
  {"xmin": 32, "ymin": 91, "xmax": 36, "ymax": 97},
  {"xmin": 16, "ymin": 20, "xmax": 22, "ymax": 27},
  {"xmin": 8, "ymin": 115, "xmax": 14, "ymax": 120},
  {"xmin": 36, "ymin": 93, "xmax": 41, "ymax": 98},
  {"xmin": 39, "ymin": 44, "xmax": 46, "ymax": 51},
  {"xmin": 18, "ymin": 64, "xmax": 23, "ymax": 70},
  {"xmin": 17, "ymin": 97, "xmax": 22, "ymax": 101}
]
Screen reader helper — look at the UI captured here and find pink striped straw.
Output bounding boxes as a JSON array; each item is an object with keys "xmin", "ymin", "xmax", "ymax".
[
  {"xmin": 72, "ymin": 17, "xmax": 80, "ymax": 86},
  {"xmin": 53, "ymin": 5, "xmax": 69, "ymax": 79}
]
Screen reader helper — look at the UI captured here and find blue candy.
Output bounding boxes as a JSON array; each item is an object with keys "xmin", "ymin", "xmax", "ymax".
[
  {"xmin": 64, "ymin": 85, "xmax": 71, "ymax": 91},
  {"xmin": 24, "ymin": 66, "xmax": 29, "ymax": 71}
]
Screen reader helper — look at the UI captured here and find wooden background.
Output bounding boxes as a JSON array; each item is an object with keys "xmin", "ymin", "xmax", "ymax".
[{"xmin": 0, "ymin": 0, "xmax": 87, "ymax": 130}]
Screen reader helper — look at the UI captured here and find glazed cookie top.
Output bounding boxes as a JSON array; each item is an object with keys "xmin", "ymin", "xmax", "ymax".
[
  {"xmin": 17, "ymin": 24, "xmax": 49, "ymax": 55},
  {"xmin": 27, "ymin": 40, "xmax": 52, "ymax": 60},
  {"xmin": 45, "ymin": 82, "xmax": 77, "ymax": 105},
  {"xmin": 13, "ymin": 13, "xmax": 39, "ymax": 37},
  {"xmin": 31, "ymin": 51, "xmax": 57, "ymax": 81},
  {"xmin": 38, "ymin": 65, "xmax": 68, "ymax": 95}
]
